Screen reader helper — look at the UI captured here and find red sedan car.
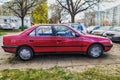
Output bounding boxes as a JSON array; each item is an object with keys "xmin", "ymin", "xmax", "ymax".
[{"xmin": 2, "ymin": 24, "xmax": 113, "ymax": 60}]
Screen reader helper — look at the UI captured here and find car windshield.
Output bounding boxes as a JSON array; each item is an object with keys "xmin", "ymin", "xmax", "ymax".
[
  {"xmin": 87, "ymin": 26, "xmax": 100, "ymax": 30},
  {"xmin": 87, "ymin": 26, "xmax": 95, "ymax": 30}
]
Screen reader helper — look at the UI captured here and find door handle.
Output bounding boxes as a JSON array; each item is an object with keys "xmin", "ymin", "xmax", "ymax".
[
  {"xmin": 29, "ymin": 40, "xmax": 34, "ymax": 42},
  {"xmin": 57, "ymin": 40, "xmax": 62, "ymax": 42}
]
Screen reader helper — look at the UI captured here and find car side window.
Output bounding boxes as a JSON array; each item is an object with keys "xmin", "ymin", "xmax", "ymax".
[
  {"xmin": 54, "ymin": 26, "xmax": 75, "ymax": 37},
  {"xmin": 29, "ymin": 26, "xmax": 52, "ymax": 36}
]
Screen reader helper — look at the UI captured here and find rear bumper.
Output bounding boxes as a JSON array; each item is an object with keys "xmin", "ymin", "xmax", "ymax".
[
  {"xmin": 2, "ymin": 46, "xmax": 17, "ymax": 53},
  {"xmin": 2, "ymin": 46, "xmax": 17, "ymax": 48},
  {"xmin": 104, "ymin": 44, "xmax": 113, "ymax": 52}
]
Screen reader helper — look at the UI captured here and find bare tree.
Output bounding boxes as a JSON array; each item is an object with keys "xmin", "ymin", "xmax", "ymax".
[
  {"xmin": 49, "ymin": 3, "xmax": 64, "ymax": 23},
  {"xmin": 57, "ymin": 0, "xmax": 97, "ymax": 23},
  {"xmin": 5, "ymin": 0, "xmax": 46, "ymax": 31}
]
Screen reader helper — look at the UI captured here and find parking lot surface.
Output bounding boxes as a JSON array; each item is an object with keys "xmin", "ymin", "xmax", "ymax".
[{"xmin": 0, "ymin": 35, "xmax": 120, "ymax": 70}]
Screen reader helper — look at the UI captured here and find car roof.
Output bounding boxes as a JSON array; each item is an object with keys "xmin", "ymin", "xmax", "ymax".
[
  {"xmin": 66, "ymin": 23, "xmax": 80, "ymax": 24},
  {"xmin": 33, "ymin": 24, "xmax": 72, "ymax": 27},
  {"xmin": 66, "ymin": 23, "xmax": 82, "ymax": 25}
]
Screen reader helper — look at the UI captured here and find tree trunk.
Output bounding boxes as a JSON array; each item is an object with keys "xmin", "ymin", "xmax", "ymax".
[
  {"xmin": 71, "ymin": 14, "xmax": 75, "ymax": 23},
  {"xmin": 59, "ymin": 20, "xmax": 61, "ymax": 23},
  {"xmin": 21, "ymin": 17, "xmax": 24, "ymax": 31}
]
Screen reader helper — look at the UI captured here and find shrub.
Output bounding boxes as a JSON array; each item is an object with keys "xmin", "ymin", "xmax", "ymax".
[{"xmin": 19, "ymin": 25, "xmax": 28, "ymax": 30}]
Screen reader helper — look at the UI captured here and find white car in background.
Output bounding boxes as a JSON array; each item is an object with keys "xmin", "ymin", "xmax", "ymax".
[
  {"xmin": 91, "ymin": 26, "xmax": 112, "ymax": 36},
  {"xmin": 0, "ymin": 23, "xmax": 14, "ymax": 30},
  {"xmin": 87, "ymin": 26, "xmax": 101, "ymax": 34}
]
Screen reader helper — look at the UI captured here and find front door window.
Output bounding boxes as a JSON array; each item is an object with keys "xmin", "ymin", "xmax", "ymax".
[{"xmin": 54, "ymin": 26, "xmax": 75, "ymax": 37}]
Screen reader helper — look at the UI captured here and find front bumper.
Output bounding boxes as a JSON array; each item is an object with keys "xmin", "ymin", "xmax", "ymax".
[
  {"xmin": 104, "ymin": 44, "xmax": 113, "ymax": 52},
  {"xmin": 111, "ymin": 37, "xmax": 120, "ymax": 42},
  {"xmin": 2, "ymin": 46, "xmax": 17, "ymax": 53}
]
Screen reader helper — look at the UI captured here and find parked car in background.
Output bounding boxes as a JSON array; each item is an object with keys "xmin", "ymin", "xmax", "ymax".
[
  {"xmin": 2, "ymin": 24, "xmax": 113, "ymax": 60},
  {"xmin": 102, "ymin": 27, "xmax": 120, "ymax": 42},
  {"xmin": 0, "ymin": 23, "xmax": 14, "ymax": 30},
  {"xmin": 91, "ymin": 26, "xmax": 112, "ymax": 36},
  {"xmin": 67, "ymin": 23, "xmax": 87, "ymax": 34},
  {"xmin": 10, "ymin": 22, "xmax": 19, "ymax": 30},
  {"xmin": 87, "ymin": 26, "xmax": 101, "ymax": 34}
]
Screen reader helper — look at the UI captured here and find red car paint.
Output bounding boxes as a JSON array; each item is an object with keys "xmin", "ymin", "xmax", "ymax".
[{"xmin": 2, "ymin": 24, "xmax": 112, "ymax": 54}]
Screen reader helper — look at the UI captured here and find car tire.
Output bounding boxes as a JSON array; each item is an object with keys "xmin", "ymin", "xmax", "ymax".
[
  {"xmin": 18, "ymin": 47, "xmax": 33, "ymax": 61},
  {"xmin": 87, "ymin": 44, "xmax": 103, "ymax": 58}
]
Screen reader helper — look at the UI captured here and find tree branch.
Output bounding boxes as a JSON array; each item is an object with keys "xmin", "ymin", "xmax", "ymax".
[
  {"xmin": 76, "ymin": 2, "xmax": 95, "ymax": 14},
  {"xmin": 56, "ymin": 0, "xmax": 70, "ymax": 12}
]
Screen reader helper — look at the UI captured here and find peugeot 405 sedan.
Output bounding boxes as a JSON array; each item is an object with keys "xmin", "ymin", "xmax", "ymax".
[{"xmin": 2, "ymin": 24, "xmax": 113, "ymax": 60}]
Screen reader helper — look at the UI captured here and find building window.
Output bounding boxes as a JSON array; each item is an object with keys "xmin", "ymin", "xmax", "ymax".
[{"xmin": 4, "ymin": 19, "xmax": 7, "ymax": 23}]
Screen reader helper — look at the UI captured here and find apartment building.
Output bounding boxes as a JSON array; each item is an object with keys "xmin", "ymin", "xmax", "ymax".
[
  {"xmin": 84, "ymin": 3, "xmax": 120, "ymax": 27},
  {"xmin": 0, "ymin": 0, "xmax": 32, "ymax": 28}
]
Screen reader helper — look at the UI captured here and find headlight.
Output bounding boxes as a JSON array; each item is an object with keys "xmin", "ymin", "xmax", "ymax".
[{"xmin": 110, "ymin": 40, "xmax": 112, "ymax": 44}]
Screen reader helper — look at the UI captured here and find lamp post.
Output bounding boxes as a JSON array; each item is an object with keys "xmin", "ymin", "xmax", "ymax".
[{"xmin": 97, "ymin": 0, "xmax": 100, "ymax": 26}]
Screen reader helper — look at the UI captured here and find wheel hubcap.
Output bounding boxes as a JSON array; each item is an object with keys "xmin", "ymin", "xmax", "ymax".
[
  {"xmin": 20, "ymin": 49, "xmax": 31, "ymax": 60},
  {"xmin": 91, "ymin": 46, "xmax": 101, "ymax": 57}
]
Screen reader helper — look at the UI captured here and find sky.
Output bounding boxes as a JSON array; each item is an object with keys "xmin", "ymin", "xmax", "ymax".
[
  {"xmin": 0, "ymin": 0, "xmax": 11, "ymax": 5},
  {"xmin": 0, "ymin": 0, "xmax": 120, "ymax": 10},
  {"xmin": 48, "ymin": 0, "xmax": 120, "ymax": 19},
  {"xmin": 98, "ymin": 0, "xmax": 120, "ymax": 11},
  {"xmin": 48, "ymin": 0, "xmax": 120, "ymax": 10}
]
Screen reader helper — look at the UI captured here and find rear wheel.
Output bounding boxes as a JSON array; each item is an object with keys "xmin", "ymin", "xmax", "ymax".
[
  {"xmin": 87, "ymin": 44, "xmax": 103, "ymax": 58},
  {"xmin": 18, "ymin": 47, "xmax": 33, "ymax": 61}
]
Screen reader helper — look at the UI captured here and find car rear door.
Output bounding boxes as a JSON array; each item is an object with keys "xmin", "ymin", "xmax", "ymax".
[
  {"xmin": 28, "ymin": 25, "xmax": 56, "ymax": 53},
  {"xmin": 53, "ymin": 25, "xmax": 83, "ymax": 52}
]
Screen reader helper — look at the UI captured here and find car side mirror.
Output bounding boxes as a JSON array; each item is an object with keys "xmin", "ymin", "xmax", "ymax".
[{"xmin": 75, "ymin": 33, "xmax": 80, "ymax": 37}]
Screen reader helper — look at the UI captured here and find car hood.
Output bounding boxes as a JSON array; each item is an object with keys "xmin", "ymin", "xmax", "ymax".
[
  {"xmin": 83, "ymin": 34, "xmax": 109, "ymax": 41},
  {"xmin": 92, "ymin": 30, "xmax": 105, "ymax": 33},
  {"xmin": 105, "ymin": 31, "xmax": 120, "ymax": 34}
]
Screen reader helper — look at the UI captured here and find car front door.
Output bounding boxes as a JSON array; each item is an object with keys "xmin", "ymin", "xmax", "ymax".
[
  {"xmin": 53, "ymin": 25, "xmax": 83, "ymax": 52},
  {"xmin": 28, "ymin": 25, "xmax": 56, "ymax": 53}
]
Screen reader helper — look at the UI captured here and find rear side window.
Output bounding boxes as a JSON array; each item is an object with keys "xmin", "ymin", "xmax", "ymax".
[{"xmin": 29, "ymin": 26, "xmax": 52, "ymax": 36}]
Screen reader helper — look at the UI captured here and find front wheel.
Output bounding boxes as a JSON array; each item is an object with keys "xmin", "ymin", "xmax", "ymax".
[
  {"xmin": 18, "ymin": 47, "xmax": 34, "ymax": 61},
  {"xmin": 87, "ymin": 44, "xmax": 103, "ymax": 58}
]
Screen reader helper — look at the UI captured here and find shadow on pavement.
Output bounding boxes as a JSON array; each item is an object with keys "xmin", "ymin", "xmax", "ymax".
[{"xmin": 8, "ymin": 53, "xmax": 110, "ymax": 63}]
